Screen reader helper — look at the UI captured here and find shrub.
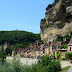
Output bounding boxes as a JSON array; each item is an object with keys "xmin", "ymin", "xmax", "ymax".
[
  {"xmin": 52, "ymin": 3, "xmax": 55, "ymax": 6},
  {"xmin": 43, "ymin": 24, "xmax": 52, "ymax": 29},
  {"xmin": 57, "ymin": 52, "xmax": 61, "ymax": 59},
  {"xmin": 20, "ymin": 55, "xmax": 24, "ymax": 57},
  {"xmin": 38, "ymin": 55, "xmax": 52, "ymax": 66},
  {"xmin": 37, "ymin": 55, "xmax": 61, "ymax": 72},
  {"xmin": 0, "ymin": 56, "xmax": 61, "ymax": 72},
  {"xmin": 65, "ymin": 52, "xmax": 72, "ymax": 60},
  {"xmin": 46, "ymin": 4, "xmax": 52, "ymax": 10},
  {"xmin": 47, "ymin": 60, "xmax": 61, "ymax": 72},
  {"xmin": 54, "ymin": 0, "xmax": 59, "ymax": 4},
  {"xmin": 56, "ymin": 35, "xmax": 63, "ymax": 41},
  {"xmin": 61, "ymin": 43, "xmax": 67, "ymax": 49},
  {"xmin": 41, "ymin": 18, "xmax": 46, "ymax": 24}
]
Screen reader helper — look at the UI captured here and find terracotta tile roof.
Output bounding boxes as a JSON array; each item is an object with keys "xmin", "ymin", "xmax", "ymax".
[
  {"xmin": 37, "ymin": 44, "xmax": 47, "ymax": 51},
  {"xmin": 18, "ymin": 48, "xmax": 24, "ymax": 53},
  {"xmin": 51, "ymin": 41, "xmax": 62, "ymax": 47},
  {"xmin": 68, "ymin": 37, "xmax": 72, "ymax": 45}
]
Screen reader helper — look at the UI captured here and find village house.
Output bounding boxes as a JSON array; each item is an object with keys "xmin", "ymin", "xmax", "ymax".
[
  {"xmin": 60, "ymin": 48, "xmax": 67, "ymax": 59},
  {"xmin": 11, "ymin": 38, "xmax": 72, "ymax": 59},
  {"xmin": 51, "ymin": 41, "xmax": 62, "ymax": 58},
  {"xmin": 26, "ymin": 43, "xmax": 35, "ymax": 57},
  {"xmin": 12, "ymin": 49, "xmax": 19, "ymax": 57},
  {"xmin": 17, "ymin": 48, "xmax": 24, "ymax": 57},
  {"xmin": 67, "ymin": 37, "xmax": 72, "ymax": 52},
  {"xmin": 45, "ymin": 42, "xmax": 52, "ymax": 56},
  {"xmin": 45, "ymin": 41, "xmax": 62, "ymax": 58},
  {"xmin": 35, "ymin": 44, "xmax": 45, "ymax": 57}
]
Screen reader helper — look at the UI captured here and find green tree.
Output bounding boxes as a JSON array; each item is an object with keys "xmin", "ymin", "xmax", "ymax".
[
  {"xmin": 5, "ymin": 47, "xmax": 12, "ymax": 55},
  {"xmin": 0, "ymin": 31, "xmax": 40, "ymax": 49},
  {"xmin": 54, "ymin": 0, "xmax": 59, "ymax": 4},
  {"xmin": 46, "ymin": 4, "xmax": 52, "ymax": 10},
  {"xmin": 57, "ymin": 52, "xmax": 61, "ymax": 59},
  {"xmin": 0, "ymin": 50, "xmax": 7, "ymax": 63},
  {"xmin": 61, "ymin": 44, "xmax": 67, "ymax": 49}
]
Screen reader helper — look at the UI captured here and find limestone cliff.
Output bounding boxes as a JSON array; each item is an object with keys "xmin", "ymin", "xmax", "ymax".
[{"xmin": 40, "ymin": 0, "xmax": 72, "ymax": 42}]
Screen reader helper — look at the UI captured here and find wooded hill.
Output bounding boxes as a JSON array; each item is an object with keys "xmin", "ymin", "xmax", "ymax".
[{"xmin": 0, "ymin": 31, "xmax": 40, "ymax": 48}]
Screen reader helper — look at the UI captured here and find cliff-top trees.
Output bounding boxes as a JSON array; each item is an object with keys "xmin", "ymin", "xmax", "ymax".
[
  {"xmin": 54, "ymin": 0, "xmax": 60, "ymax": 4},
  {"xmin": 46, "ymin": 0, "xmax": 60, "ymax": 10}
]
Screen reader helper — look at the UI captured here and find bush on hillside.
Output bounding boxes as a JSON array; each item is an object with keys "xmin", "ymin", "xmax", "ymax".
[
  {"xmin": 54, "ymin": 0, "xmax": 60, "ymax": 4},
  {"xmin": 41, "ymin": 18, "xmax": 46, "ymax": 24},
  {"xmin": 46, "ymin": 4, "xmax": 52, "ymax": 10}
]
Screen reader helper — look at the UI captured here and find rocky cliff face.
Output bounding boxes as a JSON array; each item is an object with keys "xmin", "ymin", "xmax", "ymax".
[{"xmin": 40, "ymin": 0, "xmax": 72, "ymax": 42}]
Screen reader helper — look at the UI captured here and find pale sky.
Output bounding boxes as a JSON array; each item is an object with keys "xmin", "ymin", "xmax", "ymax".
[{"xmin": 0, "ymin": 0, "xmax": 54, "ymax": 33}]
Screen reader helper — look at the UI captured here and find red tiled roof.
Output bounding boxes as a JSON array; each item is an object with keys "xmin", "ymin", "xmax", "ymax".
[
  {"xmin": 18, "ymin": 48, "xmax": 24, "ymax": 53},
  {"xmin": 51, "ymin": 41, "xmax": 62, "ymax": 47}
]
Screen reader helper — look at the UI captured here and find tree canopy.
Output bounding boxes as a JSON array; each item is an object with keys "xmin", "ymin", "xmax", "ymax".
[{"xmin": 0, "ymin": 31, "xmax": 40, "ymax": 49}]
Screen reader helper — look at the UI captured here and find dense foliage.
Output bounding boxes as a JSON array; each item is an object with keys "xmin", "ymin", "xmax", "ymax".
[
  {"xmin": 46, "ymin": 0, "xmax": 60, "ymax": 10},
  {"xmin": 43, "ymin": 23, "xmax": 52, "ymax": 29},
  {"xmin": 0, "ymin": 55, "xmax": 61, "ymax": 72},
  {"xmin": 57, "ymin": 52, "xmax": 61, "ymax": 59},
  {"xmin": 5, "ymin": 47, "xmax": 12, "ymax": 55},
  {"xmin": 56, "ymin": 34, "xmax": 71, "ymax": 41},
  {"xmin": 0, "ymin": 48, "xmax": 7, "ymax": 63},
  {"xmin": 61, "ymin": 44, "xmax": 67, "ymax": 49},
  {"xmin": 65, "ymin": 52, "xmax": 72, "ymax": 60},
  {"xmin": 0, "ymin": 31, "xmax": 40, "ymax": 48},
  {"xmin": 41, "ymin": 18, "xmax": 46, "ymax": 24},
  {"xmin": 54, "ymin": 0, "xmax": 60, "ymax": 4}
]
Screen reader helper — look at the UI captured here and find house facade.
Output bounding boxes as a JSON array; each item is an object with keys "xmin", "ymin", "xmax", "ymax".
[
  {"xmin": 17, "ymin": 48, "xmax": 24, "ymax": 57},
  {"xmin": 67, "ymin": 37, "xmax": 72, "ymax": 52},
  {"xmin": 60, "ymin": 48, "xmax": 67, "ymax": 59}
]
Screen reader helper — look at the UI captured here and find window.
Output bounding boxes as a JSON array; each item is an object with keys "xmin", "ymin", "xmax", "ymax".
[
  {"xmin": 43, "ymin": 50, "xmax": 45, "ymax": 53},
  {"xmin": 70, "ymin": 47, "xmax": 71, "ymax": 51}
]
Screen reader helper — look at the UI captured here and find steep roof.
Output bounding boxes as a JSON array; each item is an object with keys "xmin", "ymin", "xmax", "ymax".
[
  {"xmin": 68, "ymin": 37, "xmax": 72, "ymax": 45},
  {"xmin": 18, "ymin": 48, "xmax": 24, "ymax": 53},
  {"xmin": 51, "ymin": 41, "xmax": 62, "ymax": 47}
]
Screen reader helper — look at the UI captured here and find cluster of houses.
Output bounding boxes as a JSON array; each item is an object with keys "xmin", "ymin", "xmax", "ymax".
[{"xmin": 11, "ymin": 37, "xmax": 72, "ymax": 59}]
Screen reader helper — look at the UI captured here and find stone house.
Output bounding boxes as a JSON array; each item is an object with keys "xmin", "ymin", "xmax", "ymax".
[
  {"xmin": 27, "ymin": 43, "xmax": 35, "ymax": 57},
  {"xmin": 17, "ymin": 48, "xmax": 24, "ymax": 57},
  {"xmin": 67, "ymin": 37, "xmax": 72, "ymax": 52},
  {"xmin": 35, "ymin": 44, "xmax": 46, "ymax": 57},
  {"xmin": 45, "ymin": 42, "xmax": 53, "ymax": 56},
  {"xmin": 45, "ymin": 41, "xmax": 62, "ymax": 58},
  {"xmin": 12, "ymin": 49, "xmax": 19, "ymax": 57},
  {"xmin": 60, "ymin": 48, "xmax": 67, "ymax": 59}
]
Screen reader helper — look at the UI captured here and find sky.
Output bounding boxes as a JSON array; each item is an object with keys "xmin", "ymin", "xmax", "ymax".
[{"xmin": 0, "ymin": 0, "xmax": 54, "ymax": 34}]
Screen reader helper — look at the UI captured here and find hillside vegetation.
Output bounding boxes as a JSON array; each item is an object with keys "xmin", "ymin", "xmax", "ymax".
[{"xmin": 0, "ymin": 31, "xmax": 40, "ymax": 48}]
